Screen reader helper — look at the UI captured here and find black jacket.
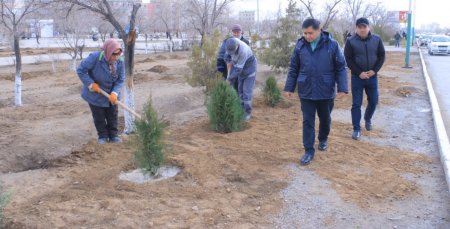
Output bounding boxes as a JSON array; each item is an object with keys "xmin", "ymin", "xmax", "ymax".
[{"xmin": 344, "ymin": 32, "xmax": 385, "ymax": 76}]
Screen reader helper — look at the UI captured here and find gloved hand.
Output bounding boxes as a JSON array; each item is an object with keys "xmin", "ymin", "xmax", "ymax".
[
  {"xmin": 109, "ymin": 92, "xmax": 118, "ymax": 104},
  {"xmin": 89, "ymin": 83, "xmax": 100, "ymax": 93}
]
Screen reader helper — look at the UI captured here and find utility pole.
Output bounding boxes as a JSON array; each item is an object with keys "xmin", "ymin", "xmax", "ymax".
[
  {"xmin": 412, "ymin": 0, "xmax": 417, "ymax": 46},
  {"xmin": 257, "ymin": 0, "xmax": 259, "ymax": 35},
  {"xmin": 404, "ymin": 0, "xmax": 413, "ymax": 68}
]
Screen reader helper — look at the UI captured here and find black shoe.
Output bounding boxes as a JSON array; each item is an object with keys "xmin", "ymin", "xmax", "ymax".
[
  {"xmin": 352, "ymin": 130, "xmax": 361, "ymax": 140},
  {"xmin": 300, "ymin": 153, "xmax": 314, "ymax": 166},
  {"xmin": 318, "ymin": 141, "xmax": 328, "ymax": 151},
  {"xmin": 365, "ymin": 121, "xmax": 372, "ymax": 131}
]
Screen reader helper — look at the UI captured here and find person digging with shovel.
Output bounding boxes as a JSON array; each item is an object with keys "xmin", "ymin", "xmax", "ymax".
[
  {"xmin": 225, "ymin": 37, "xmax": 257, "ymax": 122},
  {"xmin": 77, "ymin": 39, "xmax": 125, "ymax": 144}
]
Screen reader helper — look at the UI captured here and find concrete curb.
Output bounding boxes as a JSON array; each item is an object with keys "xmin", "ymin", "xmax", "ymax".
[{"xmin": 418, "ymin": 47, "xmax": 450, "ymax": 192}]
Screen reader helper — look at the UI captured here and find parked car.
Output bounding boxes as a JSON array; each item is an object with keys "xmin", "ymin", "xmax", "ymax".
[
  {"xmin": 419, "ymin": 34, "xmax": 433, "ymax": 46},
  {"xmin": 427, "ymin": 35, "xmax": 450, "ymax": 55},
  {"xmin": 92, "ymin": 33, "xmax": 99, "ymax": 41}
]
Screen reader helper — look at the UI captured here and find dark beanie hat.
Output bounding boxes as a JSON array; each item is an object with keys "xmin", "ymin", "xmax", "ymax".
[
  {"xmin": 356, "ymin": 17, "xmax": 369, "ymax": 26},
  {"xmin": 231, "ymin": 24, "xmax": 242, "ymax": 32}
]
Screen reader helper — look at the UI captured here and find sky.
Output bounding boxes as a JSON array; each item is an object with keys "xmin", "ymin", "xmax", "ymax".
[{"xmin": 232, "ymin": 0, "xmax": 450, "ymax": 29}]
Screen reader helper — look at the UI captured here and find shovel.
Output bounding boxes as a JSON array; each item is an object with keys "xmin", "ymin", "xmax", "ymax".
[{"xmin": 98, "ymin": 88, "xmax": 142, "ymax": 120}]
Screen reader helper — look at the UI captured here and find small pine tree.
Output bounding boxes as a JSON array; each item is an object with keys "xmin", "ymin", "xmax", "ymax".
[
  {"xmin": 187, "ymin": 30, "xmax": 223, "ymax": 93},
  {"xmin": 261, "ymin": 0, "xmax": 304, "ymax": 72},
  {"xmin": 0, "ymin": 183, "xmax": 11, "ymax": 226},
  {"xmin": 208, "ymin": 81, "xmax": 245, "ymax": 133},
  {"xmin": 132, "ymin": 99, "xmax": 167, "ymax": 176},
  {"xmin": 264, "ymin": 76, "xmax": 282, "ymax": 107}
]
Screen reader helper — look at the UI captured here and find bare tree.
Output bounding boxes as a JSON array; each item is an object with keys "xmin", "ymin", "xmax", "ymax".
[
  {"xmin": 345, "ymin": 0, "xmax": 381, "ymax": 25},
  {"xmin": 62, "ymin": 0, "xmax": 141, "ymax": 134},
  {"xmin": 153, "ymin": 0, "xmax": 176, "ymax": 51},
  {"xmin": 321, "ymin": 0, "xmax": 343, "ymax": 29},
  {"xmin": 184, "ymin": 0, "xmax": 234, "ymax": 44},
  {"xmin": 368, "ymin": 6, "xmax": 397, "ymax": 41},
  {"xmin": 92, "ymin": 16, "xmax": 115, "ymax": 42},
  {"xmin": 54, "ymin": 5, "xmax": 93, "ymax": 71},
  {"xmin": 298, "ymin": 0, "xmax": 315, "ymax": 19},
  {"xmin": 299, "ymin": 0, "xmax": 343, "ymax": 30},
  {"xmin": 0, "ymin": 0, "xmax": 48, "ymax": 106}
]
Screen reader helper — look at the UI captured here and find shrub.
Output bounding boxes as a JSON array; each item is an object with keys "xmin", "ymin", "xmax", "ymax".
[
  {"xmin": 0, "ymin": 183, "xmax": 11, "ymax": 225},
  {"xmin": 207, "ymin": 81, "xmax": 245, "ymax": 133},
  {"xmin": 187, "ymin": 30, "xmax": 223, "ymax": 93},
  {"xmin": 132, "ymin": 99, "xmax": 167, "ymax": 175},
  {"xmin": 261, "ymin": 0, "xmax": 302, "ymax": 73},
  {"xmin": 264, "ymin": 75, "xmax": 282, "ymax": 107}
]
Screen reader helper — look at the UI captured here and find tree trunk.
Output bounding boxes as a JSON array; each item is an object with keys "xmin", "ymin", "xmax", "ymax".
[
  {"xmin": 14, "ymin": 34, "xmax": 23, "ymax": 106},
  {"xmin": 72, "ymin": 58, "xmax": 77, "ymax": 72},
  {"xmin": 145, "ymin": 34, "xmax": 148, "ymax": 54},
  {"xmin": 123, "ymin": 30, "xmax": 137, "ymax": 134}
]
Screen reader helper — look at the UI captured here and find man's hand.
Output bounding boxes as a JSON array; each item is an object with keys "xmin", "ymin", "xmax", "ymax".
[
  {"xmin": 336, "ymin": 92, "xmax": 346, "ymax": 99},
  {"xmin": 89, "ymin": 83, "xmax": 100, "ymax": 93},
  {"xmin": 109, "ymin": 93, "xmax": 118, "ymax": 104},
  {"xmin": 359, "ymin": 72, "xmax": 369, "ymax": 80},
  {"xmin": 284, "ymin": 91, "xmax": 295, "ymax": 99},
  {"xmin": 367, "ymin": 70, "xmax": 376, "ymax": 78}
]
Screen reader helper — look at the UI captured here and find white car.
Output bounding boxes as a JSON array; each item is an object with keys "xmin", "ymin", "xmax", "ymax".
[{"xmin": 428, "ymin": 35, "xmax": 450, "ymax": 55}]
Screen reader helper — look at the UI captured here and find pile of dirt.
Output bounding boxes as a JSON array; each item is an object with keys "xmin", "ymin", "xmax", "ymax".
[
  {"xmin": 136, "ymin": 57, "xmax": 155, "ymax": 64},
  {"xmin": 169, "ymin": 54, "xmax": 184, "ymax": 59},
  {"xmin": 155, "ymin": 54, "xmax": 168, "ymax": 60},
  {"xmin": 147, "ymin": 65, "xmax": 169, "ymax": 73}
]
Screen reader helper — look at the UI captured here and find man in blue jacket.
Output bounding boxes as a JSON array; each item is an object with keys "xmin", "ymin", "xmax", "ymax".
[
  {"xmin": 284, "ymin": 18, "xmax": 348, "ymax": 166},
  {"xmin": 344, "ymin": 17, "xmax": 385, "ymax": 140}
]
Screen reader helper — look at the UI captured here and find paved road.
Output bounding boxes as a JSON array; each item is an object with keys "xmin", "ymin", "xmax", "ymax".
[{"xmin": 423, "ymin": 48, "xmax": 450, "ymax": 136}]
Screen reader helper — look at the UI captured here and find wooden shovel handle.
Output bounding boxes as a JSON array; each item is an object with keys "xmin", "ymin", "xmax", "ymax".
[{"xmin": 98, "ymin": 89, "xmax": 142, "ymax": 120}]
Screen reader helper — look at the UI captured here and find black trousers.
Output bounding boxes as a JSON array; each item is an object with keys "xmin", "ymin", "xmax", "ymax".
[
  {"xmin": 88, "ymin": 103, "xmax": 119, "ymax": 139},
  {"xmin": 300, "ymin": 98, "xmax": 334, "ymax": 155}
]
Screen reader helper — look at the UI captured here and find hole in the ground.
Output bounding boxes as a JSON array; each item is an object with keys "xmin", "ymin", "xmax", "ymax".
[{"xmin": 395, "ymin": 86, "xmax": 423, "ymax": 97}]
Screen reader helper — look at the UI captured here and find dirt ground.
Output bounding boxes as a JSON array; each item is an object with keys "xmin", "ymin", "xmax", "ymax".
[
  {"xmin": 0, "ymin": 50, "xmax": 449, "ymax": 228},
  {"xmin": 0, "ymin": 48, "xmax": 99, "ymax": 58}
]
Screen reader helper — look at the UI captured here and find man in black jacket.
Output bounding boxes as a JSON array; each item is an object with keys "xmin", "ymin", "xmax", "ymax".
[{"xmin": 344, "ymin": 17, "xmax": 385, "ymax": 140}]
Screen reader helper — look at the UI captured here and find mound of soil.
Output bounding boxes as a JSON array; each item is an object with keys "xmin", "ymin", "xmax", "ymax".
[
  {"xmin": 155, "ymin": 54, "xmax": 168, "ymax": 60},
  {"xmin": 169, "ymin": 54, "xmax": 184, "ymax": 59},
  {"xmin": 136, "ymin": 57, "xmax": 155, "ymax": 64},
  {"xmin": 148, "ymin": 65, "xmax": 169, "ymax": 73}
]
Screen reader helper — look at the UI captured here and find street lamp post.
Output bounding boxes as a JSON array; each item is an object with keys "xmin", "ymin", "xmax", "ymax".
[
  {"xmin": 404, "ymin": 0, "xmax": 413, "ymax": 68},
  {"xmin": 256, "ymin": 0, "xmax": 259, "ymax": 35}
]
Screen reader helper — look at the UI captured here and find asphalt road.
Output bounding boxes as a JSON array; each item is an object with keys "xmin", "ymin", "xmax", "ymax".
[{"xmin": 423, "ymin": 49, "xmax": 450, "ymax": 136}]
